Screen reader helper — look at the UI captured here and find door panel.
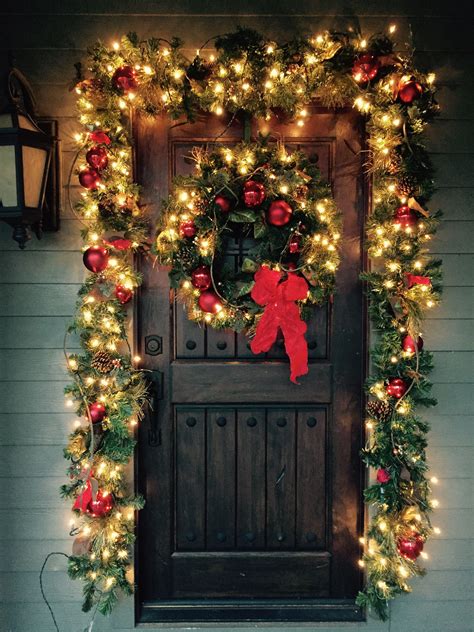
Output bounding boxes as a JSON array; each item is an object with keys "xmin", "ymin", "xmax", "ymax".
[{"xmin": 136, "ymin": 109, "xmax": 365, "ymax": 621}]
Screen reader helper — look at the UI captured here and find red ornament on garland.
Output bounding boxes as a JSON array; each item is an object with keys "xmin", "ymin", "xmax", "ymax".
[
  {"xmin": 179, "ymin": 220, "xmax": 196, "ymax": 238},
  {"xmin": 114, "ymin": 285, "xmax": 133, "ymax": 304},
  {"xmin": 105, "ymin": 236, "xmax": 133, "ymax": 250},
  {"xmin": 376, "ymin": 468, "xmax": 391, "ymax": 484},
  {"xmin": 398, "ymin": 78, "xmax": 423, "ymax": 104},
  {"xmin": 86, "ymin": 146, "xmax": 108, "ymax": 171},
  {"xmin": 397, "ymin": 533, "xmax": 424, "ymax": 561},
  {"xmin": 402, "ymin": 335, "xmax": 424, "ymax": 354},
  {"xmin": 79, "ymin": 168, "xmax": 100, "ymax": 190},
  {"xmin": 288, "ymin": 234, "xmax": 301, "ymax": 253},
  {"xmin": 83, "ymin": 246, "xmax": 109, "ymax": 273},
  {"xmin": 243, "ymin": 180, "xmax": 266, "ymax": 207},
  {"xmin": 86, "ymin": 490, "xmax": 114, "ymax": 518},
  {"xmin": 386, "ymin": 377, "xmax": 408, "ymax": 399},
  {"xmin": 352, "ymin": 54, "xmax": 380, "ymax": 83},
  {"xmin": 267, "ymin": 200, "xmax": 293, "ymax": 227},
  {"xmin": 89, "ymin": 130, "xmax": 111, "ymax": 145},
  {"xmin": 393, "ymin": 205, "xmax": 418, "ymax": 229},
  {"xmin": 112, "ymin": 65, "xmax": 137, "ymax": 92},
  {"xmin": 198, "ymin": 290, "xmax": 222, "ymax": 314},
  {"xmin": 214, "ymin": 195, "xmax": 232, "ymax": 213},
  {"xmin": 89, "ymin": 402, "xmax": 107, "ymax": 424},
  {"xmin": 191, "ymin": 266, "xmax": 212, "ymax": 290}
]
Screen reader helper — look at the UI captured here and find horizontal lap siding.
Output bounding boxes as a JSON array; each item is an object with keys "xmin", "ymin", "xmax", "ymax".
[{"xmin": 0, "ymin": 2, "xmax": 472, "ymax": 631}]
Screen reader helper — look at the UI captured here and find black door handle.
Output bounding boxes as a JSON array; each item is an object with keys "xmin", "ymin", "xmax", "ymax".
[{"xmin": 146, "ymin": 370, "xmax": 164, "ymax": 446}]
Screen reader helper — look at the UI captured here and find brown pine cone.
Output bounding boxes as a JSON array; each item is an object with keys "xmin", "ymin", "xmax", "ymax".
[
  {"xmin": 367, "ymin": 400, "xmax": 392, "ymax": 422},
  {"xmin": 396, "ymin": 174, "xmax": 418, "ymax": 197},
  {"xmin": 91, "ymin": 350, "xmax": 115, "ymax": 374}
]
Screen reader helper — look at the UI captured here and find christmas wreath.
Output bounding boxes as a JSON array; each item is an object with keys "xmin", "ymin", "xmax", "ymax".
[{"xmin": 155, "ymin": 142, "xmax": 341, "ymax": 381}]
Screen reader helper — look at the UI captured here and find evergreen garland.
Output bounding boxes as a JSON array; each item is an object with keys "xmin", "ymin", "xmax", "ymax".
[{"xmin": 66, "ymin": 25, "xmax": 442, "ymax": 620}]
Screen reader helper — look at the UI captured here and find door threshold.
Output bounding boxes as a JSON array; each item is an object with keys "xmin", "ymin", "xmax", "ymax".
[{"xmin": 139, "ymin": 599, "xmax": 364, "ymax": 624}]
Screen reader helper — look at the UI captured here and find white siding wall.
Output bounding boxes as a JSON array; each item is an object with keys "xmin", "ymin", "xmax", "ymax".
[{"xmin": 0, "ymin": 2, "xmax": 472, "ymax": 631}]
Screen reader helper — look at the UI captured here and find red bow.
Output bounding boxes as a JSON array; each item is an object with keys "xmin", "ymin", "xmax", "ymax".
[
  {"xmin": 405, "ymin": 273, "xmax": 431, "ymax": 289},
  {"xmin": 250, "ymin": 266, "xmax": 309, "ymax": 383},
  {"xmin": 72, "ymin": 474, "xmax": 97, "ymax": 513}
]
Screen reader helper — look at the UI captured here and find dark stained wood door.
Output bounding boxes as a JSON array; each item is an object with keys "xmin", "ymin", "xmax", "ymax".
[{"xmin": 135, "ymin": 108, "xmax": 366, "ymax": 623}]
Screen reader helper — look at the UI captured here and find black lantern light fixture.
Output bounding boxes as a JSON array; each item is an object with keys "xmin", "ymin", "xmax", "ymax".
[{"xmin": 0, "ymin": 67, "xmax": 56, "ymax": 248}]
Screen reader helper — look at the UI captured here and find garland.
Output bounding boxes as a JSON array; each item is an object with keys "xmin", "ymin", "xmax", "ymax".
[
  {"xmin": 65, "ymin": 25, "xmax": 442, "ymax": 620},
  {"xmin": 155, "ymin": 142, "xmax": 341, "ymax": 381}
]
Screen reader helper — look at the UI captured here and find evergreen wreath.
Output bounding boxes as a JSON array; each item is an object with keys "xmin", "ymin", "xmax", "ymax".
[{"xmin": 155, "ymin": 141, "xmax": 341, "ymax": 336}]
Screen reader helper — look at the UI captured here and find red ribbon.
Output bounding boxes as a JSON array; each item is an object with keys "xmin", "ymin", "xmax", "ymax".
[
  {"xmin": 73, "ymin": 478, "xmax": 93, "ymax": 512},
  {"xmin": 250, "ymin": 266, "xmax": 309, "ymax": 383},
  {"xmin": 405, "ymin": 273, "xmax": 431, "ymax": 289}
]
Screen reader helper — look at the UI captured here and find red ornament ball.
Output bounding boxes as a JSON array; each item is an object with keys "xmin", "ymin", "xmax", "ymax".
[
  {"xmin": 114, "ymin": 285, "xmax": 133, "ymax": 304},
  {"xmin": 288, "ymin": 234, "xmax": 301, "ymax": 254},
  {"xmin": 267, "ymin": 200, "xmax": 293, "ymax": 227},
  {"xmin": 352, "ymin": 54, "xmax": 380, "ymax": 83},
  {"xmin": 376, "ymin": 468, "xmax": 391, "ymax": 484},
  {"xmin": 86, "ymin": 146, "xmax": 108, "ymax": 171},
  {"xmin": 394, "ymin": 205, "xmax": 418, "ymax": 229},
  {"xmin": 87, "ymin": 490, "xmax": 114, "ymax": 518},
  {"xmin": 398, "ymin": 78, "xmax": 423, "ymax": 104},
  {"xmin": 89, "ymin": 130, "xmax": 111, "ymax": 145},
  {"xmin": 89, "ymin": 402, "xmax": 107, "ymax": 424},
  {"xmin": 79, "ymin": 168, "xmax": 100, "ymax": 190},
  {"xmin": 214, "ymin": 195, "xmax": 232, "ymax": 213},
  {"xmin": 397, "ymin": 533, "xmax": 424, "ymax": 561},
  {"xmin": 402, "ymin": 335, "xmax": 424, "ymax": 354},
  {"xmin": 179, "ymin": 220, "xmax": 196, "ymax": 238},
  {"xmin": 112, "ymin": 65, "xmax": 138, "ymax": 92},
  {"xmin": 83, "ymin": 246, "xmax": 109, "ymax": 273},
  {"xmin": 198, "ymin": 290, "xmax": 221, "ymax": 314},
  {"xmin": 243, "ymin": 180, "xmax": 266, "ymax": 207},
  {"xmin": 191, "ymin": 266, "xmax": 212, "ymax": 290},
  {"xmin": 386, "ymin": 377, "xmax": 408, "ymax": 399}
]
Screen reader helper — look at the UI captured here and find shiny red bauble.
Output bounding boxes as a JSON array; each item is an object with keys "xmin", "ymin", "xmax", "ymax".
[
  {"xmin": 288, "ymin": 234, "xmax": 301, "ymax": 253},
  {"xmin": 191, "ymin": 266, "xmax": 212, "ymax": 290},
  {"xmin": 393, "ymin": 205, "xmax": 418, "ymax": 229},
  {"xmin": 79, "ymin": 168, "xmax": 101, "ymax": 190},
  {"xmin": 86, "ymin": 490, "xmax": 114, "ymax": 517},
  {"xmin": 386, "ymin": 377, "xmax": 408, "ymax": 399},
  {"xmin": 112, "ymin": 65, "xmax": 138, "ymax": 92},
  {"xmin": 198, "ymin": 290, "xmax": 221, "ymax": 314},
  {"xmin": 86, "ymin": 146, "xmax": 108, "ymax": 171},
  {"xmin": 402, "ymin": 335, "xmax": 424, "ymax": 354},
  {"xmin": 397, "ymin": 533, "xmax": 424, "ymax": 561},
  {"xmin": 243, "ymin": 180, "xmax": 266, "ymax": 207},
  {"xmin": 83, "ymin": 246, "xmax": 109, "ymax": 273},
  {"xmin": 267, "ymin": 200, "xmax": 293, "ymax": 226},
  {"xmin": 114, "ymin": 285, "xmax": 133, "ymax": 304},
  {"xmin": 89, "ymin": 401, "xmax": 107, "ymax": 424},
  {"xmin": 398, "ymin": 79, "xmax": 423, "ymax": 104},
  {"xmin": 179, "ymin": 220, "xmax": 197, "ymax": 238},
  {"xmin": 376, "ymin": 468, "xmax": 391, "ymax": 484},
  {"xmin": 89, "ymin": 130, "xmax": 111, "ymax": 145},
  {"xmin": 214, "ymin": 195, "xmax": 232, "ymax": 212},
  {"xmin": 352, "ymin": 54, "xmax": 380, "ymax": 83}
]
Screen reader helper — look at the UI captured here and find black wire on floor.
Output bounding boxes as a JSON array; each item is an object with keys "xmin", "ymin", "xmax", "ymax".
[{"xmin": 39, "ymin": 552, "xmax": 70, "ymax": 632}]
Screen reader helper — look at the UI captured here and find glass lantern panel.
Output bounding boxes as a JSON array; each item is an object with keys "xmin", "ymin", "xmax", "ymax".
[
  {"xmin": 22, "ymin": 145, "xmax": 47, "ymax": 208},
  {"xmin": 18, "ymin": 113, "xmax": 39, "ymax": 132},
  {"xmin": 0, "ymin": 113, "xmax": 14, "ymax": 129},
  {"xmin": 0, "ymin": 145, "xmax": 18, "ymax": 206}
]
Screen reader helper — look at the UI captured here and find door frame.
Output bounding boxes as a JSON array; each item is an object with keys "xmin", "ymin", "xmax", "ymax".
[{"xmin": 133, "ymin": 105, "xmax": 370, "ymax": 625}]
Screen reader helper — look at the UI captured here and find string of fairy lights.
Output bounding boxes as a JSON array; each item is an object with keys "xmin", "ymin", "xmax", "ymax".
[{"xmin": 63, "ymin": 24, "xmax": 442, "ymax": 619}]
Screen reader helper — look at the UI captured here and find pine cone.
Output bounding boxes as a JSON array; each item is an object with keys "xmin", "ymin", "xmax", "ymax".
[
  {"xmin": 396, "ymin": 174, "xmax": 418, "ymax": 197},
  {"xmin": 91, "ymin": 350, "xmax": 115, "ymax": 374},
  {"xmin": 367, "ymin": 400, "xmax": 392, "ymax": 422}
]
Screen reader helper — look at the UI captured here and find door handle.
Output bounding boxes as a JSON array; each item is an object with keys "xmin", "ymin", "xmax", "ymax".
[{"xmin": 146, "ymin": 370, "xmax": 164, "ymax": 446}]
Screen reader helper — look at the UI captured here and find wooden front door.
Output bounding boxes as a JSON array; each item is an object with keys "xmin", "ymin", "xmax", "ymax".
[{"xmin": 136, "ymin": 108, "xmax": 366, "ymax": 623}]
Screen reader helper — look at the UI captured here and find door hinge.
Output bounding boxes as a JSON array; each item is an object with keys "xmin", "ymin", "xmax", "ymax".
[{"xmin": 146, "ymin": 370, "xmax": 164, "ymax": 446}]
